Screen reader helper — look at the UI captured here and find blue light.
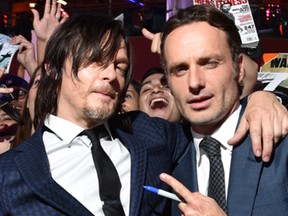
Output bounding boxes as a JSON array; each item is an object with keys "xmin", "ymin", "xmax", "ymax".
[{"xmin": 128, "ymin": 0, "xmax": 145, "ymax": 7}]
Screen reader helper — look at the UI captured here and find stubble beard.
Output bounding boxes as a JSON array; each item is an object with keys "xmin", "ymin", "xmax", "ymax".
[{"xmin": 83, "ymin": 102, "xmax": 116, "ymax": 123}]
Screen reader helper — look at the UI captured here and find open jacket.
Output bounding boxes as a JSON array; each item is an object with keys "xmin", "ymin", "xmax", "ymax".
[
  {"xmin": 0, "ymin": 111, "xmax": 191, "ymax": 216},
  {"xmin": 172, "ymin": 99, "xmax": 288, "ymax": 216}
]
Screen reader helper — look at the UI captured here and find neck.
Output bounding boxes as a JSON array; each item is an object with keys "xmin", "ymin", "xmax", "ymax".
[{"xmin": 191, "ymin": 102, "xmax": 240, "ymax": 136}]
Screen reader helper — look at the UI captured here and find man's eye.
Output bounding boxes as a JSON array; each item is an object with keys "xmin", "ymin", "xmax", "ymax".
[
  {"xmin": 170, "ymin": 68, "xmax": 187, "ymax": 77},
  {"xmin": 205, "ymin": 61, "xmax": 219, "ymax": 69},
  {"xmin": 140, "ymin": 88, "xmax": 150, "ymax": 94},
  {"xmin": 116, "ymin": 64, "xmax": 128, "ymax": 76},
  {"xmin": 163, "ymin": 84, "xmax": 170, "ymax": 89}
]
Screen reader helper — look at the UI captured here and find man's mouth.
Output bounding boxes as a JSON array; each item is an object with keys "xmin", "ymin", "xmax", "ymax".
[
  {"xmin": 188, "ymin": 95, "xmax": 212, "ymax": 110},
  {"xmin": 150, "ymin": 98, "xmax": 169, "ymax": 109}
]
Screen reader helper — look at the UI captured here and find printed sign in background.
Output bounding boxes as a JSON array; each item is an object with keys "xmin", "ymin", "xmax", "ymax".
[
  {"xmin": 259, "ymin": 53, "xmax": 288, "ymax": 93},
  {"xmin": 0, "ymin": 34, "xmax": 19, "ymax": 74}
]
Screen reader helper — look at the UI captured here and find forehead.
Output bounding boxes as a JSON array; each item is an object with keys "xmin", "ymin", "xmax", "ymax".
[
  {"xmin": 0, "ymin": 110, "xmax": 7, "ymax": 116},
  {"xmin": 164, "ymin": 22, "xmax": 229, "ymax": 62},
  {"xmin": 127, "ymin": 84, "xmax": 138, "ymax": 93},
  {"xmin": 116, "ymin": 40, "xmax": 129, "ymax": 60},
  {"xmin": 142, "ymin": 73, "xmax": 165, "ymax": 84}
]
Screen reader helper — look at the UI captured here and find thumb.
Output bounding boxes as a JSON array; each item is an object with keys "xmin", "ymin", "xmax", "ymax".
[
  {"xmin": 31, "ymin": 9, "xmax": 40, "ymax": 26},
  {"xmin": 228, "ymin": 117, "xmax": 248, "ymax": 145}
]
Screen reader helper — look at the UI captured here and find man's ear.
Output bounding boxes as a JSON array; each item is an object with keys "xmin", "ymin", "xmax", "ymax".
[{"xmin": 237, "ymin": 53, "xmax": 245, "ymax": 83}]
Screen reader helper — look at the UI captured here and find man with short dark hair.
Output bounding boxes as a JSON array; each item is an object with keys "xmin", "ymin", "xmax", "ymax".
[
  {"xmin": 159, "ymin": 5, "xmax": 288, "ymax": 215},
  {"xmin": 139, "ymin": 67, "xmax": 182, "ymax": 122},
  {"xmin": 0, "ymin": 1, "xmax": 287, "ymax": 216}
]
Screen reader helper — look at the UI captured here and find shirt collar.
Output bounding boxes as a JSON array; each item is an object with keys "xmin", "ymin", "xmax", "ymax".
[
  {"xmin": 44, "ymin": 114, "xmax": 85, "ymax": 144},
  {"xmin": 44, "ymin": 114, "xmax": 113, "ymax": 144},
  {"xmin": 191, "ymin": 105, "xmax": 242, "ymax": 164}
]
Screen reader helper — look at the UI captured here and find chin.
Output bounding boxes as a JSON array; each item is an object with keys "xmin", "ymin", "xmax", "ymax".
[{"xmin": 84, "ymin": 106, "xmax": 115, "ymax": 120}]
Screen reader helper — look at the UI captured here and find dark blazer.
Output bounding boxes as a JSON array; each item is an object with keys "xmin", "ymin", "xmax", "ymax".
[
  {"xmin": 172, "ymin": 100, "xmax": 288, "ymax": 215},
  {"xmin": 0, "ymin": 111, "xmax": 190, "ymax": 216}
]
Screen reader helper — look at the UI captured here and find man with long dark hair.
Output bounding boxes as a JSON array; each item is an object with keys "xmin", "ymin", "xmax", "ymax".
[{"xmin": 0, "ymin": 1, "xmax": 287, "ymax": 215}]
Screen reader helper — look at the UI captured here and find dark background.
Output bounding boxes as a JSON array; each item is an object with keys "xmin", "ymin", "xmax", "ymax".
[{"xmin": 1, "ymin": 0, "xmax": 288, "ymax": 80}]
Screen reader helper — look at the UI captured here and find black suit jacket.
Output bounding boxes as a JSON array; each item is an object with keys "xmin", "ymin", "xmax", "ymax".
[
  {"xmin": 0, "ymin": 111, "xmax": 190, "ymax": 216},
  {"xmin": 172, "ymin": 100, "xmax": 288, "ymax": 216}
]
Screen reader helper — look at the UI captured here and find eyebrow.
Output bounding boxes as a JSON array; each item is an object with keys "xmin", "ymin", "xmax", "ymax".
[
  {"xmin": 167, "ymin": 62, "xmax": 188, "ymax": 74},
  {"xmin": 116, "ymin": 56, "xmax": 129, "ymax": 64},
  {"xmin": 168, "ymin": 54, "xmax": 224, "ymax": 71},
  {"xmin": 141, "ymin": 80, "xmax": 152, "ymax": 88}
]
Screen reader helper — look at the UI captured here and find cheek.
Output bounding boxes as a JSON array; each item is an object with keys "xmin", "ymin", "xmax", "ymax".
[
  {"xmin": 117, "ymin": 75, "xmax": 126, "ymax": 91},
  {"xmin": 28, "ymin": 89, "xmax": 36, "ymax": 104},
  {"xmin": 139, "ymin": 95, "xmax": 148, "ymax": 110},
  {"xmin": 132, "ymin": 99, "xmax": 138, "ymax": 108},
  {"xmin": 125, "ymin": 98, "xmax": 132, "ymax": 105},
  {"xmin": 169, "ymin": 81, "xmax": 182, "ymax": 98}
]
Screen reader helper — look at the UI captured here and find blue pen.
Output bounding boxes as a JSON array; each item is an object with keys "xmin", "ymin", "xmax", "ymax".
[{"xmin": 143, "ymin": 185, "xmax": 182, "ymax": 202}]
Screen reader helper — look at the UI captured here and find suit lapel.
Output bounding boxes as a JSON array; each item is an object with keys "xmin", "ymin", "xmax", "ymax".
[
  {"xmin": 173, "ymin": 141, "xmax": 198, "ymax": 192},
  {"xmin": 228, "ymin": 139, "xmax": 263, "ymax": 215},
  {"xmin": 14, "ymin": 128, "xmax": 93, "ymax": 216},
  {"xmin": 109, "ymin": 117, "xmax": 147, "ymax": 216},
  {"xmin": 227, "ymin": 104, "xmax": 263, "ymax": 215},
  {"xmin": 122, "ymin": 131, "xmax": 147, "ymax": 216}
]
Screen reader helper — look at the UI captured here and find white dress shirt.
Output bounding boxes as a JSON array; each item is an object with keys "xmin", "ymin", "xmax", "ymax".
[
  {"xmin": 43, "ymin": 114, "xmax": 131, "ymax": 215},
  {"xmin": 192, "ymin": 105, "xmax": 241, "ymax": 198}
]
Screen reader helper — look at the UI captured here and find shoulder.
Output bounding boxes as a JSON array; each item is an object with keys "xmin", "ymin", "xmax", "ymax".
[
  {"xmin": 0, "ymin": 126, "xmax": 44, "ymax": 165},
  {"xmin": 109, "ymin": 111, "xmax": 190, "ymax": 156},
  {"xmin": 110, "ymin": 110, "xmax": 183, "ymax": 138},
  {"xmin": 275, "ymin": 135, "xmax": 288, "ymax": 153}
]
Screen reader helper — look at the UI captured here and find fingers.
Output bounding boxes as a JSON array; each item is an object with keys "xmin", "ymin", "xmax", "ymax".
[
  {"xmin": 55, "ymin": 2, "xmax": 62, "ymax": 19},
  {"xmin": 150, "ymin": 32, "xmax": 162, "ymax": 54},
  {"xmin": 31, "ymin": 9, "xmax": 40, "ymax": 25},
  {"xmin": 231, "ymin": 91, "xmax": 288, "ymax": 162},
  {"xmin": 50, "ymin": 0, "xmax": 57, "ymax": 16},
  {"xmin": 0, "ymin": 68, "xmax": 5, "ymax": 77},
  {"xmin": 10, "ymin": 35, "xmax": 34, "ymax": 53},
  {"xmin": 160, "ymin": 173, "xmax": 227, "ymax": 216},
  {"xmin": 160, "ymin": 173, "xmax": 191, "ymax": 203},
  {"xmin": 142, "ymin": 28, "xmax": 154, "ymax": 40},
  {"xmin": 9, "ymin": 35, "xmax": 37, "ymax": 74},
  {"xmin": 272, "ymin": 107, "xmax": 282, "ymax": 144},
  {"xmin": 274, "ymin": 99, "xmax": 288, "ymax": 140},
  {"xmin": 0, "ymin": 86, "xmax": 14, "ymax": 94},
  {"xmin": 255, "ymin": 113, "xmax": 273, "ymax": 162},
  {"xmin": 18, "ymin": 41, "xmax": 34, "ymax": 55},
  {"xmin": 141, "ymin": 28, "xmax": 162, "ymax": 54},
  {"xmin": 10, "ymin": 35, "xmax": 29, "ymax": 45},
  {"xmin": 256, "ymin": 96, "xmax": 288, "ymax": 162},
  {"xmin": 282, "ymin": 113, "xmax": 288, "ymax": 138},
  {"xmin": 60, "ymin": 13, "xmax": 69, "ymax": 24},
  {"xmin": 44, "ymin": 0, "xmax": 52, "ymax": 15},
  {"xmin": 0, "ymin": 69, "xmax": 13, "ymax": 93},
  {"xmin": 228, "ymin": 116, "xmax": 263, "ymax": 157},
  {"xmin": 43, "ymin": 0, "xmax": 61, "ymax": 19},
  {"xmin": 228, "ymin": 117, "xmax": 254, "ymax": 147}
]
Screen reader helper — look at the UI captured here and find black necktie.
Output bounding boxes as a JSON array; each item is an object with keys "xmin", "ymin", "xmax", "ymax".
[
  {"xmin": 200, "ymin": 137, "xmax": 227, "ymax": 213},
  {"xmin": 81, "ymin": 125, "xmax": 125, "ymax": 216}
]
